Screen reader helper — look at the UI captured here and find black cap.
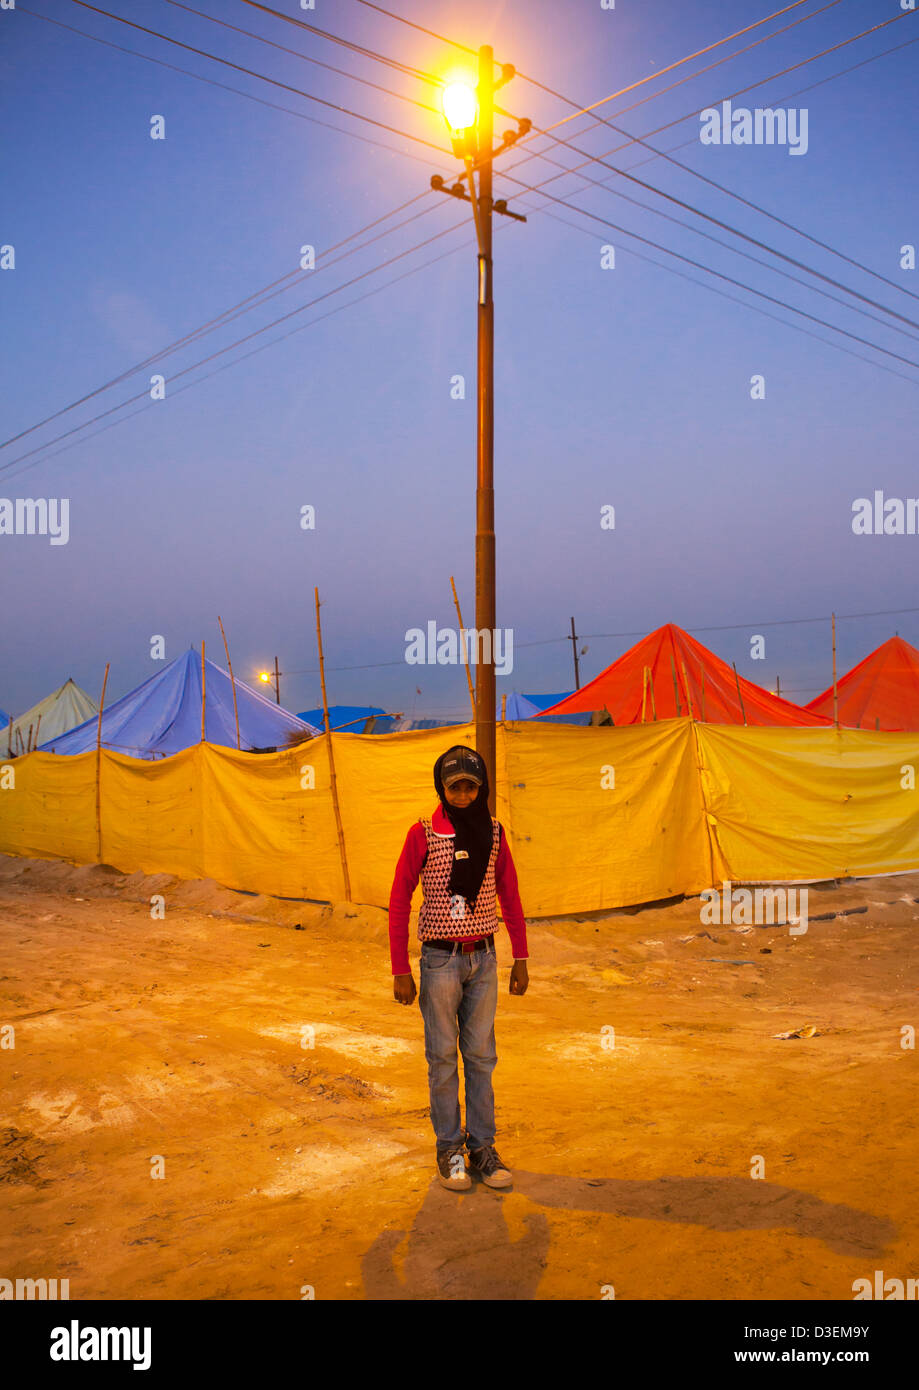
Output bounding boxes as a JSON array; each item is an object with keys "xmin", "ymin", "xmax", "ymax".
[{"xmin": 440, "ymin": 746, "xmax": 485, "ymax": 789}]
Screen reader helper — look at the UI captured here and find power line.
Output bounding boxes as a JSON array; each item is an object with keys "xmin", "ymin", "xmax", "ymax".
[
  {"xmin": 0, "ymin": 189, "xmax": 438, "ymax": 451},
  {"xmin": 1, "ymin": 208, "xmax": 480, "ymax": 478},
  {"xmin": 66, "ymin": 0, "xmax": 451, "ymax": 154},
  {"xmin": 511, "ymin": 8, "xmax": 918, "ymax": 220},
  {"xmin": 352, "ymin": 0, "xmax": 477, "ymax": 57},
  {"xmin": 505, "ymin": 11, "xmax": 919, "ymax": 313},
  {"xmin": 163, "ymin": 0, "xmax": 441, "ymax": 115},
  {"xmin": 235, "ymin": 0, "xmax": 447, "ymax": 86},
  {"xmin": 0, "ymin": 220, "xmax": 483, "ymax": 482},
  {"xmin": 240, "ymin": 604, "xmax": 919, "ymax": 679},
  {"xmin": 580, "ymin": 608, "xmax": 919, "ymax": 641},
  {"xmin": 487, "ymin": 27, "xmax": 919, "ymax": 342},
  {"xmin": 359, "ymin": 0, "xmax": 817, "ymax": 102},
  {"xmin": 10, "ymin": 0, "xmax": 915, "ymax": 483},
  {"xmin": 520, "ymin": 198, "xmax": 919, "ymax": 388},
  {"xmin": 370, "ymin": 0, "xmax": 919, "ymax": 328},
  {"xmin": 19, "ymin": 5, "xmax": 441, "ymax": 168},
  {"xmin": 501, "ymin": 173, "xmax": 919, "ymax": 375},
  {"xmin": 18, "ymin": 0, "xmax": 906, "ymax": 465},
  {"xmin": 519, "ymin": 0, "xmax": 842, "ymax": 140},
  {"xmin": 491, "ymin": 125, "xmax": 919, "ymax": 350}
]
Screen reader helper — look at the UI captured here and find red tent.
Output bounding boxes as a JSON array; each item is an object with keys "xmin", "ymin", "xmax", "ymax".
[
  {"xmin": 538, "ymin": 623, "xmax": 833, "ymax": 726},
  {"xmin": 806, "ymin": 635, "xmax": 919, "ymax": 731}
]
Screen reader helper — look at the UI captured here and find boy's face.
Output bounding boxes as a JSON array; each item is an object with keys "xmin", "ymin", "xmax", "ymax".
[{"xmin": 444, "ymin": 777, "xmax": 480, "ymax": 807}]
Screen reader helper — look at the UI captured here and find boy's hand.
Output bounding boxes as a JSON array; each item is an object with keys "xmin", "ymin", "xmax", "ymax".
[
  {"xmin": 510, "ymin": 960, "xmax": 529, "ymax": 995},
  {"xmin": 393, "ymin": 972, "xmax": 417, "ymax": 1006}
]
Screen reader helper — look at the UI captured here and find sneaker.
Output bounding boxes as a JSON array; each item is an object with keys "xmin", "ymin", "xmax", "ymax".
[
  {"xmin": 466, "ymin": 1143, "xmax": 513, "ymax": 1188},
  {"xmin": 436, "ymin": 1145, "xmax": 471, "ymax": 1191}
]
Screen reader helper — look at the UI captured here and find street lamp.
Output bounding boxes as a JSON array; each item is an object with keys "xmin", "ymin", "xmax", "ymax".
[
  {"xmin": 442, "ymin": 80, "xmax": 477, "ymax": 153},
  {"xmin": 442, "ymin": 80, "xmax": 477, "ymax": 131},
  {"xmin": 429, "ymin": 51, "xmax": 528, "ymax": 813},
  {"xmin": 258, "ymin": 657, "xmax": 281, "ymax": 704}
]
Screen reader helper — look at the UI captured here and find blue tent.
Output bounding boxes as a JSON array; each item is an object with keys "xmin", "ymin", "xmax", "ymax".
[
  {"xmin": 0, "ymin": 708, "xmax": 8, "ymax": 728},
  {"xmin": 505, "ymin": 691, "xmax": 592, "ymax": 726},
  {"xmin": 297, "ymin": 704, "xmax": 385, "ymax": 731},
  {"xmin": 40, "ymin": 649, "xmax": 320, "ymax": 757},
  {"xmin": 364, "ymin": 715, "xmax": 463, "ymax": 734}
]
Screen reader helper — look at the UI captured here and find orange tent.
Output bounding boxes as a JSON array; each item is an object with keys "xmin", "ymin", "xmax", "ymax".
[
  {"xmin": 538, "ymin": 623, "xmax": 833, "ymax": 726},
  {"xmin": 806, "ymin": 635, "xmax": 919, "ymax": 731}
]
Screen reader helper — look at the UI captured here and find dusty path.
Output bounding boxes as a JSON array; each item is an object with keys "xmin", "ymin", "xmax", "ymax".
[{"xmin": 1, "ymin": 853, "xmax": 917, "ymax": 1300}]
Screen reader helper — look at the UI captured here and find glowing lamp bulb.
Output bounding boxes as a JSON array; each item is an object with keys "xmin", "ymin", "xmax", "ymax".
[
  {"xmin": 442, "ymin": 81, "xmax": 477, "ymax": 134},
  {"xmin": 259, "ymin": 672, "xmax": 270, "ymax": 684}
]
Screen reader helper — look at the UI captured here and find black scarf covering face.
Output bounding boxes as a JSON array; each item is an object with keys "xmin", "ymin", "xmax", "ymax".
[{"xmin": 433, "ymin": 747, "xmax": 494, "ymax": 912}]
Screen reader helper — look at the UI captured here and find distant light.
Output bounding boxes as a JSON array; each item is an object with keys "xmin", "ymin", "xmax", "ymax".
[
  {"xmin": 259, "ymin": 672, "xmax": 270, "ymax": 683},
  {"xmin": 442, "ymin": 81, "xmax": 477, "ymax": 134}
]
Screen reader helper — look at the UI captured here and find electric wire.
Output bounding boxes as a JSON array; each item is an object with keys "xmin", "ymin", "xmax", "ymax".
[
  {"xmin": 163, "ymin": 0, "xmax": 441, "ymax": 114},
  {"xmin": 0, "ymin": 190, "xmax": 438, "ymax": 449},
  {"xmin": 20, "ymin": 4, "xmax": 442, "ymax": 170},
  {"xmin": 235, "ymin": 0, "xmax": 447, "ymax": 86},
  {"xmin": 495, "ymin": 172, "xmax": 919, "ymax": 374},
  {"xmin": 353, "ymin": 0, "xmax": 477, "ymax": 56},
  {"xmin": 504, "ymin": 14, "xmax": 919, "ymax": 312},
  {"xmin": 489, "ymin": 124, "xmax": 919, "ymax": 349},
  {"xmin": 66, "ymin": 0, "xmax": 451, "ymax": 154},
  {"xmin": 1, "ymin": 219, "xmax": 482, "ymax": 483},
  {"xmin": 0, "ymin": 209, "xmax": 475, "ymax": 476},
  {"xmin": 9, "ymin": 0, "xmax": 917, "ymax": 481}
]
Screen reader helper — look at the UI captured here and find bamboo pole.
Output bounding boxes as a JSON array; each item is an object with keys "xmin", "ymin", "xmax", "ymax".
[
  {"xmin": 648, "ymin": 666, "xmax": 657, "ymax": 721},
  {"xmin": 33, "ymin": 714, "xmax": 41, "ymax": 751},
  {"xmin": 831, "ymin": 612, "xmax": 838, "ymax": 730},
  {"xmin": 681, "ymin": 660, "xmax": 696, "ymax": 720},
  {"xmin": 501, "ymin": 693, "xmax": 507, "ymax": 721},
  {"xmin": 217, "ymin": 615, "xmax": 241, "ymax": 750},
  {"xmin": 700, "ymin": 668, "xmax": 707, "ymax": 722},
  {"xmin": 669, "ymin": 652, "xmax": 682, "ymax": 717},
  {"xmin": 96, "ymin": 662, "xmax": 110, "ymax": 864},
  {"xmin": 201, "ymin": 642, "xmax": 207, "ymax": 742},
  {"xmin": 640, "ymin": 666, "xmax": 648, "ymax": 724},
  {"xmin": 776, "ymin": 675, "xmax": 781, "ymax": 699},
  {"xmin": 731, "ymin": 662, "xmax": 747, "ymax": 727},
  {"xmin": 5, "ymin": 715, "xmax": 11, "ymax": 759},
  {"xmin": 450, "ymin": 576, "xmax": 476, "ymax": 723},
  {"xmin": 26, "ymin": 723, "xmax": 34, "ymax": 753},
  {"xmin": 315, "ymin": 587, "xmax": 352, "ymax": 902},
  {"xmin": 95, "ymin": 665, "xmax": 109, "ymax": 750}
]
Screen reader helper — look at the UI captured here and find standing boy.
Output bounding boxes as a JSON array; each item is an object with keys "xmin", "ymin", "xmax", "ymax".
[{"xmin": 389, "ymin": 745, "xmax": 529, "ymax": 1190}]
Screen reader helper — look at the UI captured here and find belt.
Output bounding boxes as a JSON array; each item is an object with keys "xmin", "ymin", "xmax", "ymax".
[{"xmin": 424, "ymin": 935, "xmax": 493, "ymax": 954}]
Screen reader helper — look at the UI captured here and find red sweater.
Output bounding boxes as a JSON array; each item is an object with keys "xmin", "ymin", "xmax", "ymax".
[{"xmin": 388, "ymin": 805, "xmax": 529, "ymax": 975}]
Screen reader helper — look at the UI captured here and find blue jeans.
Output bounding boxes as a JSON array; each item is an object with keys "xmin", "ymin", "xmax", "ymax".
[{"xmin": 418, "ymin": 938, "xmax": 498, "ymax": 1153}]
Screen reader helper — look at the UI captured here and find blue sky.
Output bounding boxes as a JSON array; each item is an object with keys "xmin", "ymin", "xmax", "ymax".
[{"xmin": 2, "ymin": 0, "xmax": 917, "ymax": 720}]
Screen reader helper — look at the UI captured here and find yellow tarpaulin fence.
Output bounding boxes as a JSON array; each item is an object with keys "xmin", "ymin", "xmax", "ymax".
[{"xmin": 1, "ymin": 720, "xmax": 917, "ymax": 913}]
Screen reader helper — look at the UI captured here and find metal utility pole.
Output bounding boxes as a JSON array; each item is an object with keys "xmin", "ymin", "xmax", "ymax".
[
  {"xmin": 569, "ymin": 616, "xmax": 581, "ymax": 689},
  {"xmin": 431, "ymin": 49, "xmax": 528, "ymax": 812}
]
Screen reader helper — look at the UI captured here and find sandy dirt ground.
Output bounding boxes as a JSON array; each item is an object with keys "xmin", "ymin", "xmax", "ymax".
[{"xmin": 1, "ymin": 851, "xmax": 917, "ymax": 1301}]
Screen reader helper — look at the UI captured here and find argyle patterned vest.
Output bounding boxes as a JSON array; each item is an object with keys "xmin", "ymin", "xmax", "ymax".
[{"xmin": 417, "ymin": 815, "xmax": 501, "ymax": 941}]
